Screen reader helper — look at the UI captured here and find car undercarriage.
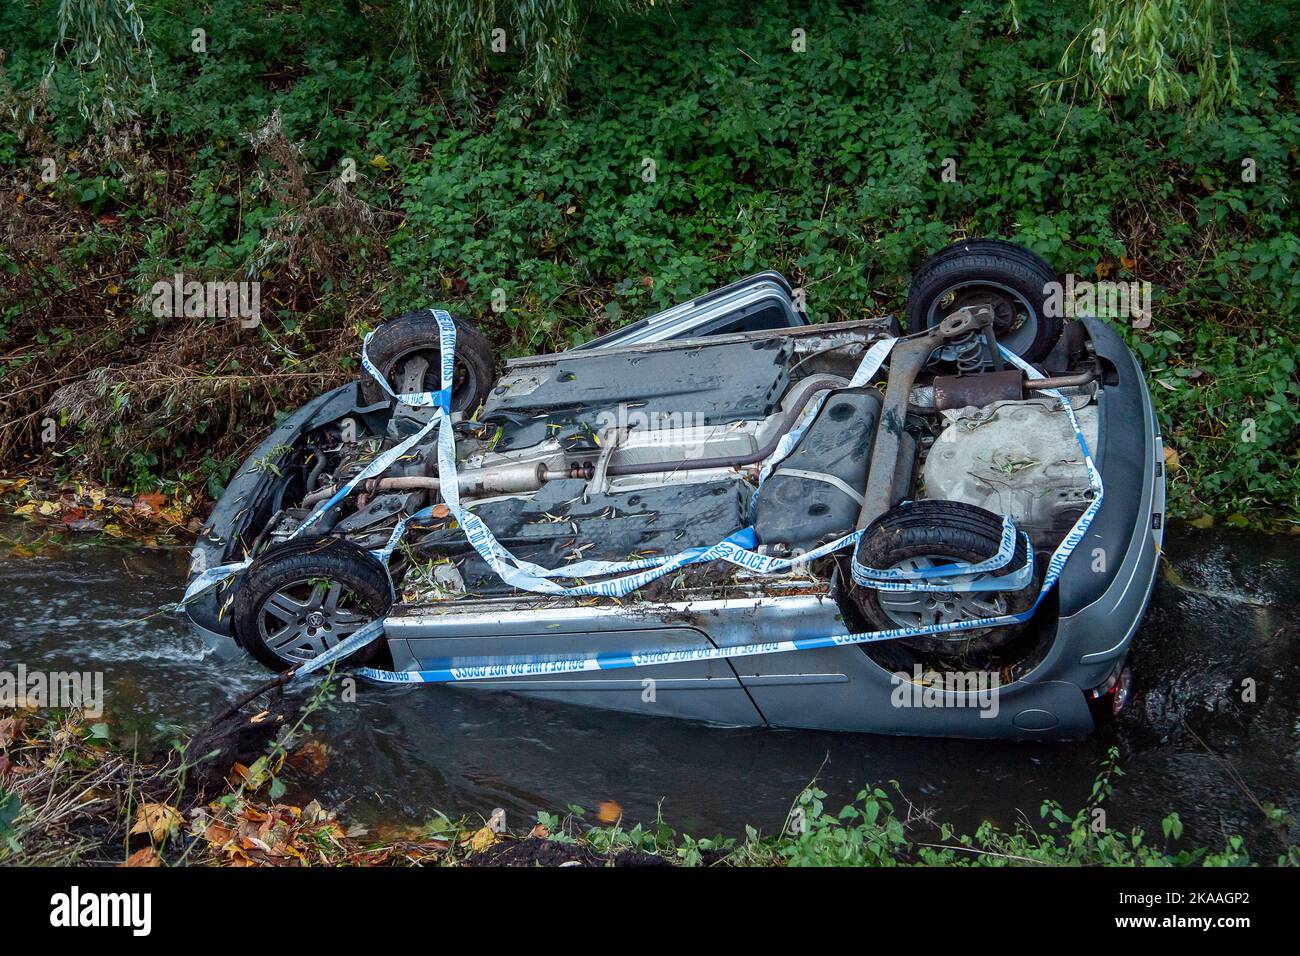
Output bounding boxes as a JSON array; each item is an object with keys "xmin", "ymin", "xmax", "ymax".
[{"xmin": 185, "ymin": 240, "xmax": 1165, "ymax": 739}]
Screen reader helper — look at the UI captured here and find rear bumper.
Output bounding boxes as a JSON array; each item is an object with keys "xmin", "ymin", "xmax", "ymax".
[{"xmin": 1029, "ymin": 317, "xmax": 1166, "ymax": 693}]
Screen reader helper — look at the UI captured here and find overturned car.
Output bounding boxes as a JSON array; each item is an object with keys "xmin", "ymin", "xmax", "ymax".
[{"xmin": 184, "ymin": 240, "xmax": 1165, "ymax": 740}]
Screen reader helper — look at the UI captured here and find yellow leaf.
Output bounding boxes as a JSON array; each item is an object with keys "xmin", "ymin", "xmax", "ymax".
[
  {"xmin": 240, "ymin": 756, "xmax": 271, "ymax": 790},
  {"xmin": 469, "ymin": 825, "xmax": 497, "ymax": 853},
  {"xmin": 13, "ymin": 503, "xmax": 36, "ymax": 516},
  {"xmin": 1162, "ymin": 446, "xmax": 1180, "ymax": 471},
  {"xmin": 369, "ymin": 154, "xmax": 391, "ymax": 170},
  {"xmin": 130, "ymin": 803, "xmax": 182, "ymax": 844},
  {"xmin": 37, "ymin": 500, "xmax": 60, "ymax": 516},
  {"xmin": 1188, "ymin": 514, "xmax": 1214, "ymax": 529},
  {"xmin": 596, "ymin": 800, "xmax": 623, "ymax": 824}
]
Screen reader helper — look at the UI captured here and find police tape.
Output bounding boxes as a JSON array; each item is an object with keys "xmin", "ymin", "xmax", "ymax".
[
  {"xmin": 286, "ymin": 308, "xmax": 1102, "ymax": 686},
  {"xmin": 177, "ymin": 330, "xmax": 450, "ymax": 609}
]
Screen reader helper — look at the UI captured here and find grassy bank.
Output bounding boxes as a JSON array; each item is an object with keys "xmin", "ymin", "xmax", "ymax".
[
  {"xmin": 2, "ymin": 0, "xmax": 1298, "ymax": 523},
  {"xmin": 2, "ymin": 703, "xmax": 1292, "ymax": 867}
]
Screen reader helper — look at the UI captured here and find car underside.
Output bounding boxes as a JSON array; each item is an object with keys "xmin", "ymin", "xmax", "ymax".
[{"xmin": 185, "ymin": 240, "xmax": 1165, "ymax": 740}]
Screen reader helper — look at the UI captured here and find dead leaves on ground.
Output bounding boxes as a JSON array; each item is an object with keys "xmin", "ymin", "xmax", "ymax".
[
  {"xmin": 190, "ymin": 798, "xmax": 450, "ymax": 867},
  {"xmin": 195, "ymin": 800, "xmax": 343, "ymax": 867},
  {"xmin": 4, "ymin": 476, "xmax": 197, "ymax": 542}
]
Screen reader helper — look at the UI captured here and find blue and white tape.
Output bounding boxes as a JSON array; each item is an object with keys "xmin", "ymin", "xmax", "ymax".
[{"xmin": 288, "ymin": 311, "xmax": 1101, "ymax": 684}]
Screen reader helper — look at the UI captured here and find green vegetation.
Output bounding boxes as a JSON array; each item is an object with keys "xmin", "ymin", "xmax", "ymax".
[
  {"xmin": 4, "ymin": 706, "xmax": 1293, "ymax": 866},
  {"xmin": 2, "ymin": 0, "xmax": 1297, "ymax": 522},
  {"xmin": 1042, "ymin": 0, "xmax": 1241, "ymax": 117},
  {"xmin": 401, "ymin": 0, "xmax": 663, "ymax": 112}
]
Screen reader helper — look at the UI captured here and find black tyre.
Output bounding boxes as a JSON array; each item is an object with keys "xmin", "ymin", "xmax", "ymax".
[
  {"xmin": 904, "ymin": 239, "xmax": 1062, "ymax": 363},
  {"xmin": 360, "ymin": 310, "xmax": 496, "ymax": 415},
  {"xmin": 850, "ymin": 500, "xmax": 1039, "ymax": 656},
  {"xmin": 231, "ymin": 538, "xmax": 392, "ymax": 670}
]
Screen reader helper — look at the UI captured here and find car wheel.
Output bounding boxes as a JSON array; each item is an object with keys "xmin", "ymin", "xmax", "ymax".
[
  {"xmin": 904, "ymin": 239, "xmax": 1062, "ymax": 363},
  {"xmin": 360, "ymin": 310, "xmax": 496, "ymax": 415},
  {"xmin": 849, "ymin": 500, "xmax": 1039, "ymax": 656},
  {"xmin": 231, "ymin": 538, "xmax": 392, "ymax": 671}
]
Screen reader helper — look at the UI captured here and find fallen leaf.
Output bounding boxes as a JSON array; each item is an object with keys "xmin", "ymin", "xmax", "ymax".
[
  {"xmin": 204, "ymin": 821, "xmax": 235, "ymax": 846},
  {"xmin": 131, "ymin": 802, "xmax": 182, "ymax": 844},
  {"xmin": 596, "ymin": 800, "xmax": 623, "ymax": 824},
  {"xmin": 527, "ymin": 822, "xmax": 550, "ymax": 839},
  {"xmin": 468, "ymin": 825, "xmax": 497, "ymax": 853},
  {"xmin": 124, "ymin": 846, "xmax": 160, "ymax": 867},
  {"xmin": 1188, "ymin": 514, "xmax": 1214, "ymax": 529},
  {"xmin": 136, "ymin": 491, "xmax": 166, "ymax": 512},
  {"xmin": 1162, "ymin": 446, "xmax": 1180, "ymax": 471},
  {"xmin": 0, "ymin": 716, "xmax": 26, "ymax": 749},
  {"xmin": 288, "ymin": 739, "xmax": 329, "ymax": 776},
  {"xmin": 237, "ymin": 756, "xmax": 271, "ymax": 790}
]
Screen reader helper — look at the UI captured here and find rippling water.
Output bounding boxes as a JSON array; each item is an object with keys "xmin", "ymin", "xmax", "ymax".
[{"xmin": 1, "ymin": 522, "xmax": 1296, "ymax": 851}]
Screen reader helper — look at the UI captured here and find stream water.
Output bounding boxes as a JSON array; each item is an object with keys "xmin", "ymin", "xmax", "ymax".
[{"xmin": 2, "ymin": 521, "xmax": 1296, "ymax": 853}]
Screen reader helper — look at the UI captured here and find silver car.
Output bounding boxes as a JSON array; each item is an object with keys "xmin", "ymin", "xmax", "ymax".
[{"xmin": 185, "ymin": 240, "xmax": 1164, "ymax": 739}]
